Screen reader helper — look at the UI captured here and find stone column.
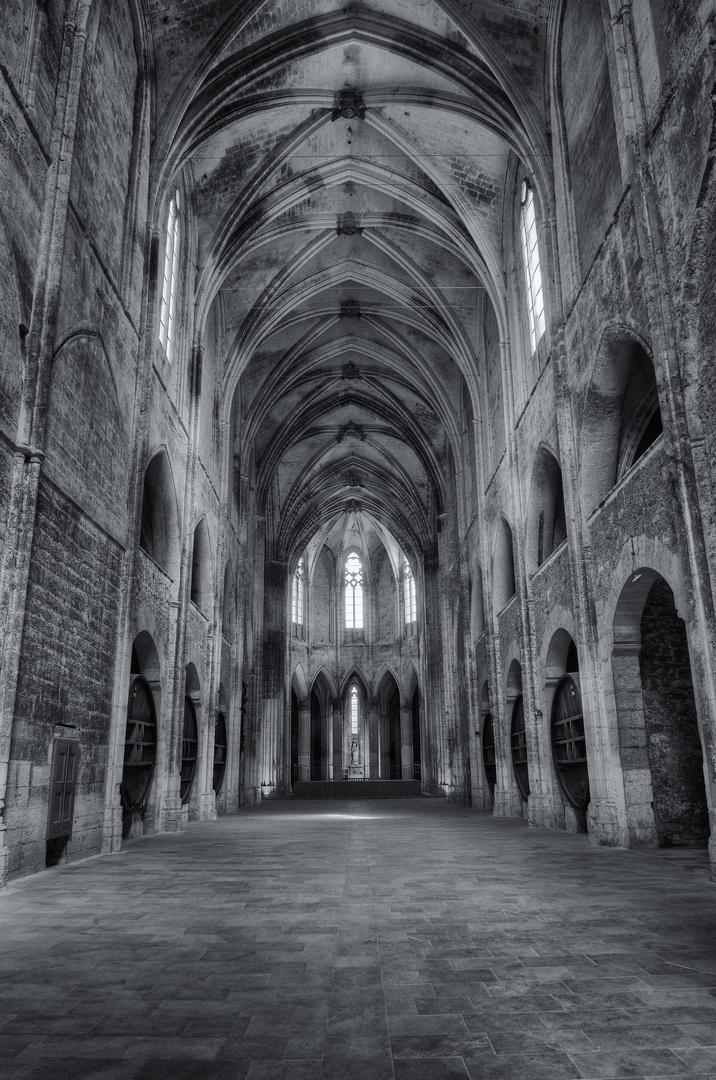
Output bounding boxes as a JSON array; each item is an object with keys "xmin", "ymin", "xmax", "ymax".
[
  {"xmin": 368, "ymin": 698, "xmax": 379, "ymax": 779},
  {"xmin": 400, "ymin": 700, "xmax": 414, "ymax": 780},
  {"xmin": 332, "ymin": 700, "xmax": 342, "ymax": 782},
  {"xmin": 298, "ymin": 698, "xmax": 311, "ymax": 781}
]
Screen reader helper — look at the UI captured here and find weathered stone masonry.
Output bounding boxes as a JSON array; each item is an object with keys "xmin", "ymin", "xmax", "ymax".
[{"xmin": 1, "ymin": 0, "xmax": 716, "ymax": 883}]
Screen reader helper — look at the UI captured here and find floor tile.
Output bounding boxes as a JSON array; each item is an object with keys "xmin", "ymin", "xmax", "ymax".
[{"xmin": 0, "ymin": 801, "xmax": 714, "ymax": 1080}]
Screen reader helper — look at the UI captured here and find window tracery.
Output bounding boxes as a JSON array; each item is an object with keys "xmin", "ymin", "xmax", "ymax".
[
  {"xmin": 404, "ymin": 556, "xmax": 416, "ymax": 624},
  {"xmin": 344, "ymin": 552, "xmax": 363, "ymax": 629},
  {"xmin": 159, "ymin": 190, "xmax": 181, "ymax": 363},
  {"xmin": 292, "ymin": 556, "xmax": 304, "ymax": 625},
  {"xmin": 350, "ymin": 685, "xmax": 359, "ymax": 734},
  {"xmin": 519, "ymin": 180, "xmax": 545, "ymax": 354}
]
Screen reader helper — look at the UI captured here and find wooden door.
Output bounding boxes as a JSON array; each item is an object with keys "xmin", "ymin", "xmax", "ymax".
[{"xmin": 47, "ymin": 739, "xmax": 79, "ymax": 839}]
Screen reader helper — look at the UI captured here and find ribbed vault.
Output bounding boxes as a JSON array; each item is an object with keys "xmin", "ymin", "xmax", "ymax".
[{"xmin": 151, "ymin": 0, "xmax": 548, "ymax": 561}]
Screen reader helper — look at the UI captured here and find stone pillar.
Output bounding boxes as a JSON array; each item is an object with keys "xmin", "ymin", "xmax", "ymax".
[
  {"xmin": 368, "ymin": 698, "xmax": 379, "ymax": 780},
  {"xmin": 400, "ymin": 701, "xmax": 414, "ymax": 780},
  {"xmin": 297, "ymin": 699, "xmax": 310, "ymax": 781},
  {"xmin": 332, "ymin": 700, "xmax": 342, "ymax": 782},
  {"xmin": 261, "ymin": 556, "xmax": 290, "ymax": 797}
]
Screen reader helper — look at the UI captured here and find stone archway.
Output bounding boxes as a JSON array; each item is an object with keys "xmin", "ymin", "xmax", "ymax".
[{"xmin": 612, "ymin": 569, "xmax": 709, "ymax": 848}]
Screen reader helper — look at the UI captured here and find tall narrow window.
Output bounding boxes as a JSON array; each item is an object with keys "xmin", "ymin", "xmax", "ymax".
[
  {"xmin": 519, "ymin": 180, "xmax": 545, "ymax": 354},
  {"xmin": 403, "ymin": 557, "xmax": 416, "ymax": 624},
  {"xmin": 345, "ymin": 552, "xmax": 363, "ymax": 629},
  {"xmin": 350, "ymin": 685, "xmax": 359, "ymax": 734},
  {"xmin": 292, "ymin": 556, "xmax": 304, "ymax": 625},
  {"xmin": 159, "ymin": 190, "xmax": 181, "ymax": 363}
]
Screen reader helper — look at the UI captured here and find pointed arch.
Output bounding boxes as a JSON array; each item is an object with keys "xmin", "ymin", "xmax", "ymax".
[
  {"xmin": 310, "ymin": 666, "xmax": 338, "ymax": 703},
  {"xmin": 526, "ymin": 444, "xmax": 567, "ymax": 572},
  {"xmin": 139, "ymin": 447, "xmax": 182, "ymax": 577},
  {"xmin": 341, "ymin": 667, "xmax": 371, "ymax": 701},
  {"xmin": 190, "ymin": 517, "xmax": 214, "ymax": 614},
  {"xmin": 493, "ymin": 516, "xmax": 516, "ymax": 612},
  {"xmin": 403, "ymin": 662, "xmax": 419, "ymax": 701},
  {"xmin": 291, "ymin": 662, "xmax": 308, "ymax": 702}
]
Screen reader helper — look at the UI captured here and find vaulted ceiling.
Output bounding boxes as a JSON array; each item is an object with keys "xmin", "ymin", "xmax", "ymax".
[{"xmin": 152, "ymin": 0, "xmax": 551, "ymax": 562}]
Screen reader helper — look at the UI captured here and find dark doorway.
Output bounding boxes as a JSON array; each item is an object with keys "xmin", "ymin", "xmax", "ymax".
[
  {"xmin": 411, "ymin": 686, "xmax": 421, "ymax": 780},
  {"xmin": 47, "ymin": 739, "xmax": 80, "ymax": 866},
  {"xmin": 639, "ymin": 578, "xmax": 709, "ymax": 846}
]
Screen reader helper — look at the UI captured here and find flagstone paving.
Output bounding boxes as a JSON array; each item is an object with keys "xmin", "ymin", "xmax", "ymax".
[{"xmin": 0, "ymin": 799, "xmax": 715, "ymax": 1079}]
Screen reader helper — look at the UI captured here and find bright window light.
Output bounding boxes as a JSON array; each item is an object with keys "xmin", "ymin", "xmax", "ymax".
[
  {"xmin": 403, "ymin": 556, "xmax": 416, "ymax": 623},
  {"xmin": 345, "ymin": 552, "xmax": 363, "ymax": 629},
  {"xmin": 159, "ymin": 189, "xmax": 181, "ymax": 363},
  {"xmin": 292, "ymin": 556, "xmax": 304, "ymax": 625},
  {"xmin": 519, "ymin": 180, "xmax": 545, "ymax": 354}
]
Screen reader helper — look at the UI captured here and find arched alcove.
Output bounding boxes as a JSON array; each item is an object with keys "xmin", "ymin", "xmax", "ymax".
[
  {"xmin": 480, "ymin": 681, "xmax": 496, "ymax": 801},
  {"xmin": 526, "ymin": 447, "xmax": 567, "ymax": 571},
  {"xmin": 612, "ymin": 570, "xmax": 709, "ymax": 848},
  {"xmin": 506, "ymin": 660, "xmax": 529, "ymax": 803},
  {"xmin": 190, "ymin": 519, "xmax": 213, "ymax": 613},
  {"xmin": 139, "ymin": 450, "xmax": 181, "ymax": 576},
  {"xmin": 493, "ymin": 517, "xmax": 516, "ymax": 612},
  {"xmin": 182, "ymin": 664, "xmax": 201, "ymax": 806},
  {"xmin": 376, "ymin": 670, "xmax": 401, "ymax": 781},
  {"xmin": 310, "ymin": 670, "xmax": 333, "ymax": 781},
  {"xmin": 213, "ymin": 680, "xmax": 228, "ymax": 797},
  {"xmin": 121, "ymin": 632, "xmax": 161, "ymax": 841},
  {"xmin": 545, "ymin": 629, "xmax": 589, "ymax": 831},
  {"xmin": 581, "ymin": 335, "xmax": 663, "ymax": 515}
]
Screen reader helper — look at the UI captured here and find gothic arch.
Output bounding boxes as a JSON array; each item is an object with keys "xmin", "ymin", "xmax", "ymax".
[
  {"xmin": 139, "ymin": 447, "xmax": 182, "ymax": 578},
  {"xmin": 579, "ymin": 326, "xmax": 662, "ymax": 516},
  {"xmin": 526, "ymin": 444, "xmax": 567, "ymax": 572},
  {"xmin": 291, "ymin": 662, "xmax": 308, "ymax": 703},
  {"xmin": 190, "ymin": 517, "xmax": 214, "ymax": 614}
]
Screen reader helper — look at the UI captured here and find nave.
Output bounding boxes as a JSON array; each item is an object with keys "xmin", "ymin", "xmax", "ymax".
[{"xmin": 1, "ymin": 800, "xmax": 716, "ymax": 1080}]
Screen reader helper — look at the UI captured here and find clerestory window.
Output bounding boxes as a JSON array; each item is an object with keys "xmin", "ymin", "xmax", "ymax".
[
  {"xmin": 519, "ymin": 180, "xmax": 545, "ymax": 355},
  {"xmin": 292, "ymin": 556, "xmax": 304, "ymax": 625},
  {"xmin": 344, "ymin": 552, "xmax": 363, "ymax": 629},
  {"xmin": 159, "ymin": 189, "xmax": 181, "ymax": 363},
  {"xmin": 404, "ymin": 556, "xmax": 416, "ymax": 624}
]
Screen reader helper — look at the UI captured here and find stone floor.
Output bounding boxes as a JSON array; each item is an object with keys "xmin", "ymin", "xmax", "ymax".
[{"xmin": 1, "ymin": 800, "xmax": 716, "ymax": 1080}]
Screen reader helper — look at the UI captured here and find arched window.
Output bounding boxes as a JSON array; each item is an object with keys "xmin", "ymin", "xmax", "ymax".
[
  {"xmin": 292, "ymin": 556, "xmax": 304, "ymax": 625},
  {"xmin": 159, "ymin": 189, "xmax": 181, "ymax": 363},
  {"xmin": 519, "ymin": 180, "xmax": 545, "ymax": 354},
  {"xmin": 403, "ymin": 557, "xmax": 416, "ymax": 624},
  {"xmin": 350, "ymin": 685, "xmax": 359, "ymax": 734},
  {"xmin": 345, "ymin": 552, "xmax": 363, "ymax": 629}
]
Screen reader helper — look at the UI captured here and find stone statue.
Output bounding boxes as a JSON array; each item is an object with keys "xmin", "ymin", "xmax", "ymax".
[{"xmin": 350, "ymin": 737, "xmax": 359, "ymax": 764}]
